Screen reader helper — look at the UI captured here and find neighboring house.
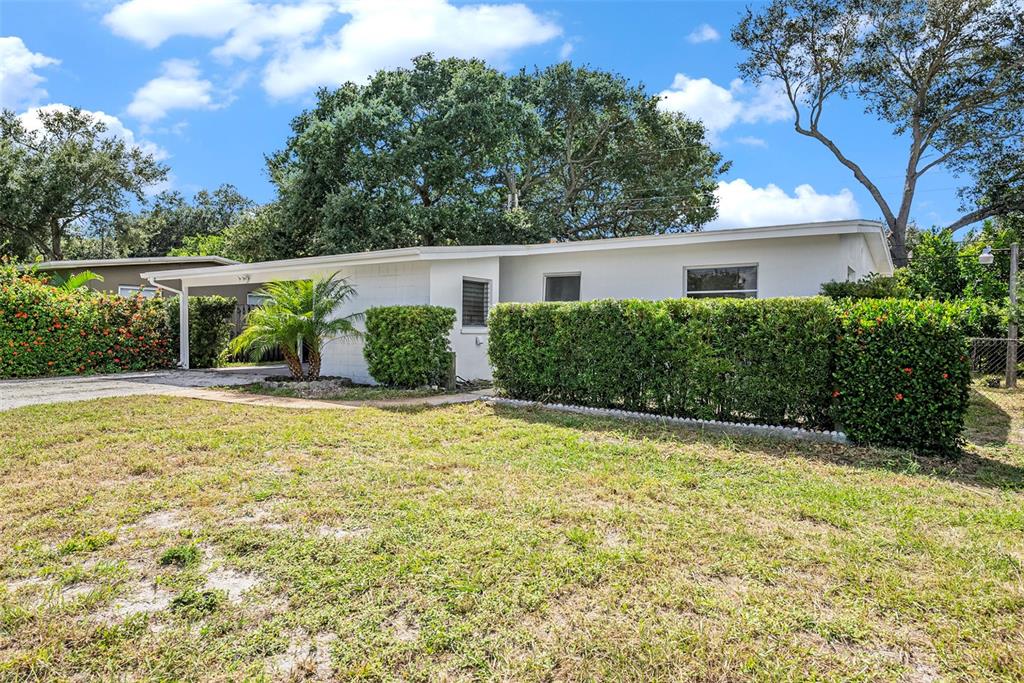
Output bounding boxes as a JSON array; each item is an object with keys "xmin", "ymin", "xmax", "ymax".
[
  {"xmin": 34, "ymin": 256, "xmax": 268, "ymax": 307},
  {"xmin": 144, "ymin": 220, "xmax": 894, "ymax": 380}
]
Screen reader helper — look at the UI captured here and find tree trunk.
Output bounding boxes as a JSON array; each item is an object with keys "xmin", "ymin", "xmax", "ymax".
[
  {"xmin": 889, "ymin": 218, "xmax": 910, "ymax": 268},
  {"xmin": 306, "ymin": 349, "xmax": 321, "ymax": 381},
  {"xmin": 282, "ymin": 347, "xmax": 303, "ymax": 380},
  {"xmin": 50, "ymin": 220, "xmax": 62, "ymax": 260}
]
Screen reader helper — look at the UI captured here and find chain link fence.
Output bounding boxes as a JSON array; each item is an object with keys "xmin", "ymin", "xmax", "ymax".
[{"xmin": 967, "ymin": 337, "xmax": 1021, "ymax": 378}]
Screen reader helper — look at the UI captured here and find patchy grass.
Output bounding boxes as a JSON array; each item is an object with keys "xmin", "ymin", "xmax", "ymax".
[
  {"xmin": 0, "ymin": 386, "xmax": 1021, "ymax": 681},
  {"xmin": 232, "ymin": 381, "xmax": 446, "ymax": 402}
]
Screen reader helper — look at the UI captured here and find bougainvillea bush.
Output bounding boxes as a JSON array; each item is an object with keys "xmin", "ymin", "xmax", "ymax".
[
  {"xmin": 0, "ymin": 268, "xmax": 173, "ymax": 378},
  {"xmin": 832, "ymin": 299, "xmax": 971, "ymax": 454}
]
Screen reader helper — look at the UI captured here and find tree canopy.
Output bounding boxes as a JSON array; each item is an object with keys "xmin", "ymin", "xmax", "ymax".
[
  {"xmin": 732, "ymin": 0, "xmax": 1024, "ymax": 265},
  {"xmin": 0, "ymin": 107, "xmax": 168, "ymax": 260},
  {"xmin": 269, "ymin": 55, "xmax": 726, "ymax": 257}
]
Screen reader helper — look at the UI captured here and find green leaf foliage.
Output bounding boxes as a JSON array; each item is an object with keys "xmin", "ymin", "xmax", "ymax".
[
  {"xmin": 0, "ymin": 265, "xmax": 173, "ymax": 378},
  {"xmin": 226, "ymin": 275, "xmax": 360, "ymax": 380},
  {"xmin": 364, "ymin": 306, "xmax": 456, "ymax": 388},
  {"xmin": 832, "ymin": 299, "xmax": 971, "ymax": 455},
  {"xmin": 165, "ymin": 295, "xmax": 237, "ymax": 369},
  {"xmin": 489, "ymin": 297, "xmax": 972, "ymax": 454},
  {"xmin": 268, "ymin": 55, "xmax": 724, "ymax": 259},
  {"xmin": 489, "ymin": 298, "xmax": 836, "ymax": 428}
]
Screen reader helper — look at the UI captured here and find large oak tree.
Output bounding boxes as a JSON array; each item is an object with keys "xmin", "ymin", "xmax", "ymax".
[
  {"xmin": 269, "ymin": 55, "xmax": 725, "ymax": 257},
  {"xmin": 733, "ymin": 0, "xmax": 1024, "ymax": 265}
]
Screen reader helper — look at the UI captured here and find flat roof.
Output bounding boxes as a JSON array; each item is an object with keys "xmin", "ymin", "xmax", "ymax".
[
  {"xmin": 36, "ymin": 256, "xmax": 237, "ymax": 270},
  {"xmin": 143, "ymin": 220, "xmax": 892, "ymax": 284}
]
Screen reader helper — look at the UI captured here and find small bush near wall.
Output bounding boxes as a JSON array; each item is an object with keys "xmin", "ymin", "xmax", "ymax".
[
  {"xmin": 166, "ymin": 296, "xmax": 238, "ymax": 369},
  {"xmin": 489, "ymin": 298, "xmax": 836, "ymax": 428},
  {"xmin": 489, "ymin": 297, "xmax": 972, "ymax": 454},
  {"xmin": 832, "ymin": 299, "xmax": 971, "ymax": 454},
  {"xmin": 364, "ymin": 306, "xmax": 456, "ymax": 387},
  {"xmin": 0, "ymin": 271, "xmax": 173, "ymax": 378}
]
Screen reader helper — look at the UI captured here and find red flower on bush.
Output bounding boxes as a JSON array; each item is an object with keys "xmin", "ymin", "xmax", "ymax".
[
  {"xmin": 903, "ymin": 367, "xmax": 913, "ymax": 374},
  {"xmin": 942, "ymin": 373, "xmax": 949, "ymax": 379},
  {"xmin": 832, "ymin": 390, "xmax": 841, "ymax": 398},
  {"xmin": 894, "ymin": 393, "xmax": 904, "ymax": 401}
]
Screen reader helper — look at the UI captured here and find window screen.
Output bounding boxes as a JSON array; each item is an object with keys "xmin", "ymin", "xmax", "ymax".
[
  {"xmin": 544, "ymin": 274, "xmax": 581, "ymax": 302},
  {"xmin": 685, "ymin": 266, "xmax": 758, "ymax": 298},
  {"xmin": 462, "ymin": 279, "xmax": 490, "ymax": 326},
  {"xmin": 247, "ymin": 293, "xmax": 273, "ymax": 307}
]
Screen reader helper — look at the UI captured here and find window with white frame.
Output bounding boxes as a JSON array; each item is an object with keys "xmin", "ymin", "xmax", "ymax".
[
  {"xmin": 684, "ymin": 265, "xmax": 758, "ymax": 298},
  {"xmin": 462, "ymin": 278, "xmax": 490, "ymax": 327},
  {"xmin": 118, "ymin": 285, "xmax": 158, "ymax": 299},
  {"xmin": 544, "ymin": 273, "xmax": 581, "ymax": 302},
  {"xmin": 246, "ymin": 293, "xmax": 273, "ymax": 307}
]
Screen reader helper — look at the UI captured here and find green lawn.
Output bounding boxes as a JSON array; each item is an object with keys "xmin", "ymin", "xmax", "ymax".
[{"xmin": 1, "ymin": 386, "xmax": 1022, "ymax": 681}]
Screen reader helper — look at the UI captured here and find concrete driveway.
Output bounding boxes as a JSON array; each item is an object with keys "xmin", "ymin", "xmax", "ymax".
[{"xmin": 0, "ymin": 366, "xmax": 284, "ymax": 411}]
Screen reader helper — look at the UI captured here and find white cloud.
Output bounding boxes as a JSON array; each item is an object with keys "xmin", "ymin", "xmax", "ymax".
[
  {"xmin": 712, "ymin": 179, "xmax": 860, "ymax": 228},
  {"xmin": 658, "ymin": 74, "xmax": 742, "ymax": 137},
  {"xmin": 18, "ymin": 104, "xmax": 168, "ymax": 160},
  {"xmin": 686, "ymin": 23, "xmax": 720, "ymax": 44},
  {"xmin": 103, "ymin": 0, "xmax": 562, "ymax": 99},
  {"xmin": 262, "ymin": 0, "xmax": 563, "ymax": 98},
  {"xmin": 103, "ymin": 0, "xmax": 253, "ymax": 48},
  {"xmin": 211, "ymin": 2, "xmax": 335, "ymax": 61},
  {"xmin": 735, "ymin": 135, "xmax": 767, "ymax": 147},
  {"xmin": 559, "ymin": 41, "xmax": 574, "ymax": 60},
  {"xmin": 127, "ymin": 60, "xmax": 216, "ymax": 123},
  {"xmin": 0, "ymin": 37, "xmax": 60, "ymax": 110},
  {"xmin": 657, "ymin": 74, "xmax": 791, "ymax": 140}
]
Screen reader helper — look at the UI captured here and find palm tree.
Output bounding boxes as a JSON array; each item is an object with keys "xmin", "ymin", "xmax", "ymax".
[
  {"xmin": 51, "ymin": 270, "xmax": 104, "ymax": 290},
  {"xmin": 226, "ymin": 274, "xmax": 359, "ymax": 380}
]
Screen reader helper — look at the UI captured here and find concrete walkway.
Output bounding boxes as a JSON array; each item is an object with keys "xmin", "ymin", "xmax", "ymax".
[
  {"xmin": 0, "ymin": 366, "xmax": 283, "ymax": 411},
  {"xmin": 0, "ymin": 367, "xmax": 493, "ymax": 412}
]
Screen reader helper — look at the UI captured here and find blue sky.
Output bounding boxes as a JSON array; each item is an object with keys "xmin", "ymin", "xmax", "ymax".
[{"xmin": 1, "ymin": 0, "xmax": 967, "ymax": 232}]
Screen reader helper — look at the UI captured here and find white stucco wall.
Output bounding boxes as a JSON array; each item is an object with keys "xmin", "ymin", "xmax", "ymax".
[
  {"xmin": 320, "ymin": 262, "xmax": 430, "ymax": 383},
  {"xmin": 428, "ymin": 257, "xmax": 500, "ymax": 382},
  {"xmin": 498, "ymin": 235, "xmax": 853, "ymax": 303}
]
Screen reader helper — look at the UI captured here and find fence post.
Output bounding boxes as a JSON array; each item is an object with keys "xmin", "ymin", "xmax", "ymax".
[{"xmin": 1007, "ymin": 242, "xmax": 1018, "ymax": 389}]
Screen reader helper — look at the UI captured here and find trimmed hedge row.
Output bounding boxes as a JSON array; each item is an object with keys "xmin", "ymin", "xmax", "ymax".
[
  {"xmin": 488, "ymin": 297, "xmax": 972, "ymax": 454},
  {"xmin": 0, "ymin": 272, "xmax": 173, "ymax": 378},
  {"xmin": 166, "ymin": 295, "xmax": 237, "ymax": 369},
  {"xmin": 364, "ymin": 305, "xmax": 456, "ymax": 387},
  {"xmin": 833, "ymin": 299, "xmax": 971, "ymax": 453}
]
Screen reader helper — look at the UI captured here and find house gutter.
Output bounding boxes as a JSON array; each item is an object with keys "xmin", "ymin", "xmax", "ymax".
[{"xmin": 147, "ymin": 276, "xmax": 189, "ymax": 370}]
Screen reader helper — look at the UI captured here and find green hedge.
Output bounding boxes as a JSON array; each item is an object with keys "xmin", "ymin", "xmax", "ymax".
[
  {"xmin": 166, "ymin": 296, "xmax": 238, "ymax": 369},
  {"xmin": 832, "ymin": 299, "xmax": 971, "ymax": 453},
  {"xmin": 364, "ymin": 305, "xmax": 456, "ymax": 387},
  {"xmin": 489, "ymin": 298, "xmax": 836, "ymax": 428},
  {"xmin": 489, "ymin": 297, "xmax": 972, "ymax": 454},
  {"xmin": 0, "ymin": 271, "xmax": 173, "ymax": 378}
]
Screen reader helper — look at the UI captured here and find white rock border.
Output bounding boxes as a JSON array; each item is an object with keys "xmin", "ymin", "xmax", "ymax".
[{"xmin": 487, "ymin": 397, "xmax": 848, "ymax": 444}]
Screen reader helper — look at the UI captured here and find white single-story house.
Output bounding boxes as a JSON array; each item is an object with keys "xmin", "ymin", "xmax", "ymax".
[{"xmin": 142, "ymin": 219, "xmax": 893, "ymax": 382}]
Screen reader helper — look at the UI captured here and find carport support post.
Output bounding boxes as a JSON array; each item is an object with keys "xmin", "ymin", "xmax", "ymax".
[{"xmin": 179, "ymin": 285, "xmax": 190, "ymax": 370}]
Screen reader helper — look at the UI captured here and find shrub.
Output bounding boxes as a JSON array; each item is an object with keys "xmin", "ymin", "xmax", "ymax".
[
  {"xmin": 0, "ymin": 268, "xmax": 173, "ymax": 379},
  {"xmin": 820, "ymin": 273, "xmax": 911, "ymax": 300},
  {"xmin": 832, "ymin": 299, "xmax": 971, "ymax": 455},
  {"xmin": 166, "ymin": 295, "xmax": 237, "ymax": 369},
  {"xmin": 489, "ymin": 298, "xmax": 836, "ymax": 428},
  {"xmin": 489, "ymin": 297, "xmax": 972, "ymax": 454},
  {"xmin": 364, "ymin": 305, "xmax": 456, "ymax": 387}
]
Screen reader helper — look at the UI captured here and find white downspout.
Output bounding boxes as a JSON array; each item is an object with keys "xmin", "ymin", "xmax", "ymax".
[{"xmin": 147, "ymin": 276, "xmax": 189, "ymax": 370}]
